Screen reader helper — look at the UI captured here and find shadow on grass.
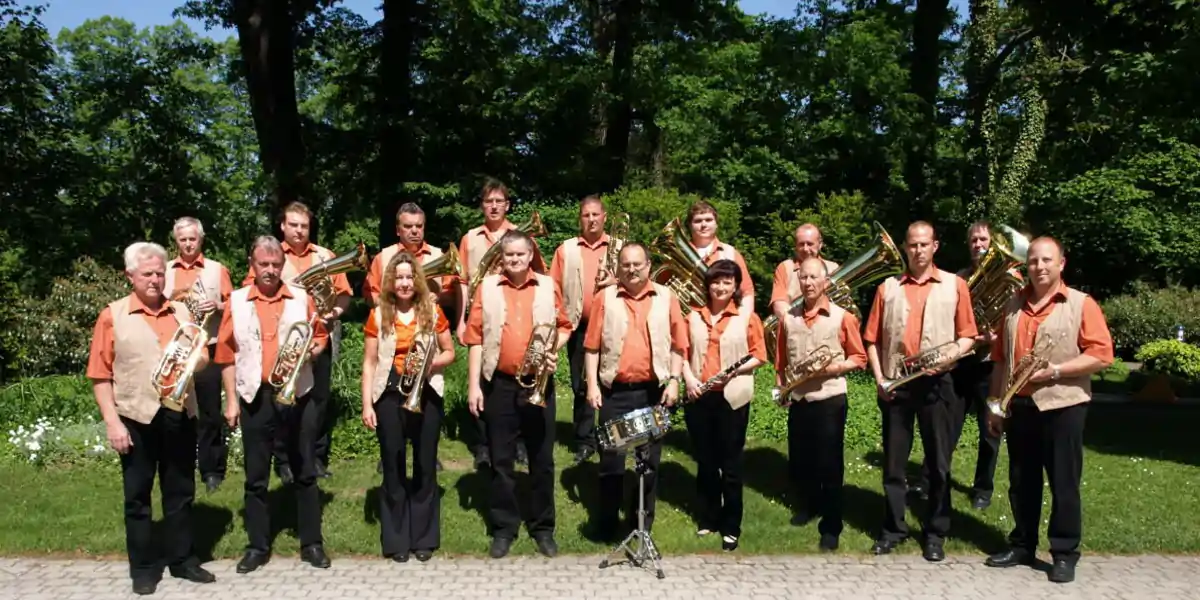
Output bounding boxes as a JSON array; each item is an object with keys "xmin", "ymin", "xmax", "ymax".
[
  {"xmin": 1083, "ymin": 403, "xmax": 1200, "ymax": 467},
  {"xmin": 158, "ymin": 503, "xmax": 233, "ymax": 563},
  {"xmin": 226, "ymin": 485, "xmax": 337, "ymax": 552}
]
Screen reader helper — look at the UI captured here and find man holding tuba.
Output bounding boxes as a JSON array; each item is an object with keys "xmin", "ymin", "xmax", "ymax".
[
  {"xmin": 774, "ymin": 257, "xmax": 866, "ymax": 551},
  {"xmin": 862, "ymin": 221, "xmax": 977, "ymax": 562},
  {"xmin": 217, "ymin": 235, "xmax": 332, "ymax": 573},
  {"xmin": 361, "ymin": 252, "xmax": 456, "ymax": 563},
  {"xmin": 982, "ymin": 236, "xmax": 1113, "ymax": 584},
  {"xmin": 464, "ymin": 230, "xmax": 572, "ymax": 559},
  {"xmin": 167, "ymin": 217, "xmax": 234, "ymax": 494},
  {"xmin": 550, "ymin": 195, "xmax": 622, "ymax": 466},
  {"xmin": 584, "ymin": 243, "xmax": 688, "ymax": 542}
]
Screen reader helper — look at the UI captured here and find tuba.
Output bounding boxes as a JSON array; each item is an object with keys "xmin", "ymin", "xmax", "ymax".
[
  {"xmin": 463, "ymin": 211, "xmax": 547, "ymax": 319},
  {"xmin": 596, "ymin": 212, "xmax": 629, "ymax": 284},
  {"xmin": 269, "ymin": 242, "xmax": 370, "ymax": 405},
  {"xmin": 649, "ymin": 217, "xmax": 708, "ymax": 314},
  {"xmin": 398, "ymin": 328, "xmax": 438, "ymax": 413},
  {"xmin": 764, "ymin": 223, "xmax": 905, "ymax": 362},
  {"xmin": 152, "ymin": 279, "xmax": 215, "ymax": 411},
  {"xmin": 422, "ymin": 244, "xmax": 463, "ymax": 284},
  {"xmin": 966, "ymin": 225, "xmax": 1029, "ymax": 333},
  {"xmin": 517, "ymin": 322, "xmax": 557, "ymax": 408},
  {"xmin": 773, "ymin": 344, "xmax": 836, "ymax": 404},
  {"xmin": 879, "ymin": 340, "xmax": 963, "ymax": 395},
  {"xmin": 986, "ymin": 331, "xmax": 1064, "ymax": 418}
]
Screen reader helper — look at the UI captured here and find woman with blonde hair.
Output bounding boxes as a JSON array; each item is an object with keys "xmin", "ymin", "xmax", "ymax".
[{"xmin": 361, "ymin": 252, "xmax": 455, "ymax": 563}]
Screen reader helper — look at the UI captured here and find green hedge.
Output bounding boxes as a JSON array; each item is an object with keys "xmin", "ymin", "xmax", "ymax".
[
  {"xmin": 1136, "ymin": 340, "xmax": 1200, "ymax": 382},
  {"xmin": 1102, "ymin": 284, "xmax": 1200, "ymax": 359}
]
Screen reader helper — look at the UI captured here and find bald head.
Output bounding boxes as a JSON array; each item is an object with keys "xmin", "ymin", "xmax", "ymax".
[
  {"xmin": 1026, "ymin": 236, "xmax": 1066, "ymax": 292},
  {"xmin": 796, "ymin": 256, "xmax": 831, "ymax": 303},
  {"xmin": 794, "ymin": 223, "xmax": 824, "ymax": 261}
]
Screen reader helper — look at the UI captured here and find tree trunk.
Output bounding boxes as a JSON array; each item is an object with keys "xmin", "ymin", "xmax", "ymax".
[
  {"xmin": 902, "ymin": 0, "xmax": 949, "ymax": 221},
  {"xmin": 377, "ymin": 0, "xmax": 416, "ymax": 250},
  {"xmin": 602, "ymin": 0, "xmax": 637, "ymax": 193}
]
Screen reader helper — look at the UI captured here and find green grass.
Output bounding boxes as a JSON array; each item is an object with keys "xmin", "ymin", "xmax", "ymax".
[{"xmin": 3, "ymin": 388, "xmax": 1200, "ymax": 559}]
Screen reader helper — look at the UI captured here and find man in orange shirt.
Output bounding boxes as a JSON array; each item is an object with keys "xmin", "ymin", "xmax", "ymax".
[
  {"xmin": 775, "ymin": 257, "xmax": 866, "ymax": 551},
  {"xmin": 218, "ymin": 235, "xmax": 332, "ymax": 574},
  {"xmin": 584, "ymin": 243, "xmax": 687, "ymax": 541},
  {"xmin": 363, "ymin": 202, "xmax": 454, "ymax": 309},
  {"xmin": 770, "ymin": 223, "xmax": 840, "ymax": 324},
  {"xmin": 863, "ymin": 221, "xmax": 978, "ymax": 562},
  {"xmin": 550, "ymin": 195, "xmax": 621, "ymax": 466},
  {"xmin": 464, "ymin": 230, "xmax": 572, "ymax": 559},
  {"xmin": 983, "ymin": 236, "xmax": 1113, "ymax": 584},
  {"xmin": 168, "ymin": 217, "xmax": 234, "ymax": 493},
  {"xmin": 87, "ymin": 242, "xmax": 216, "ymax": 595}
]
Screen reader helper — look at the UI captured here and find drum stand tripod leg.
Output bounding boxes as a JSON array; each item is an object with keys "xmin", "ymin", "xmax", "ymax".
[{"xmin": 598, "ymin": 447, "xmax": 665, "ymax": 579}]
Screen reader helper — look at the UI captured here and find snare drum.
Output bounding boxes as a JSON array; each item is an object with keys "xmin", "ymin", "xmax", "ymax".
[{"xmin": 597, "ymin": 405, "xmax": 672, "ymax": 452}]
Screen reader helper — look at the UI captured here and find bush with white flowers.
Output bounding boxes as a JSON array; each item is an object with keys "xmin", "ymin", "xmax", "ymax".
[{"xmin": 6, "ymin": 416, "xmax": 114, "ymax": 466}]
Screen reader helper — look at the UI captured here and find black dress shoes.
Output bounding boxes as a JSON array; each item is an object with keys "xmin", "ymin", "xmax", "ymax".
[
  {"xmin": 922, "ymin": 539, "xmax": 945, "ymax": 562},
  {"xmin": 131, "ymin": 579, "xmax": 158, "ymax": 595},
  {"xmin": 534, "ymin": 535, "xmax": 559, "ymax": 557},
  {"xmin": 236, "ymin": 550, "xmax": 269, "ymax": 574},
  {"xmin": 414, "ymin": 549, "xmax": 434, "ymax": 562},
  {"xmin": 1049, "ymin": 558, "xmax": 1076, "ymax": 583},
  {"xmin": 872, "ymin": 538, "xmax": 901, "ymax": 555},
  {"xmin": 972, "ymin": 494, "xmax": 992, "ymax": 510},
  {"xmin": 489, "ymin": 536, "xmax": 513, "ymax": 558},
  {"xmin": 390, "ymin": 552, "xmax": 409, "ymax": 563},
  {"xmin": 984, "ymin": 547, "xmax": 1035, "ymax": 568},
  {"xmin": 301, "ymin": 544, "xmax": 331, "ymax": 568},
  {"xmin": 170, "ymin": 564, "xmax": 216, "ymax": 584}
]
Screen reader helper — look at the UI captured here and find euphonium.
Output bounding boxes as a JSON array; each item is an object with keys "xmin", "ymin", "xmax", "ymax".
[
  {"xmin": 152, "ymin": 280, "xmax": 215, "ymax": 411},
  {"xmin": 879, "ymin": 340, "xmax": 963, "ymax": 395},
  {"xmin": 517, "ymin": 322, "xmax": 557, "ymax": 408},
  {"xmin": 966, "ymin": 225, "xmax": 1029, "ymax": 333},
  {"xmin": 422, "ymin": 244, "xmax": 464, "ymax": 283},
  {"xmin": 270, "ymin": 242, "xmax": 370, "ymax": 405},
  {"xmin": 597, "ymin": 212, "xmax": 629, "ymax": 284},
  {"xmin": 463, "ymin": 211, "xmax": 547, "ymax": 318},
  {"xmin": 773, "ymin": 344, "xmax": 835, "ymax": 404},
  {"xmin": 649, "ymin": 217, "xmax": 707, "ymax": 314},
  {"xmin": 764, "ymin": 223, "xmax": 905, "ymax": 362},
  {"xmin": 399, "ymin": 328, "xmax": 438, "ymax": 414},
  {"xmin": 986, "ymin": 331, "xmax": 1064, "ymax": 418}
]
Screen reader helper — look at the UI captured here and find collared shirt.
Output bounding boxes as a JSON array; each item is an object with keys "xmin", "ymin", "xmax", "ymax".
[
  {"xmin": 364, "ymin": 305, "xmax": 451, "ymax": 373},
  {"xmin": 363, "ymin": 242, "xmax": 441, "ymax": 301},
  {"xmin": 862, "ymin": 266, "xmax": 978, "ymax": 355},
  {"xmin": 462, "ymin": 272, "xmax": 572, "ymax": 376},
  {"xmin": 774, "ymin": 296, "xmax": 868, "ymax": 374},
  {"xmin": 168, "ymin": 253, "xmax": 235, "ymax": 301},
  {"xmin": 583, "ymin": 283, "xmax": 690, "ymax": 383},
  {"xmin": 240, "ymin": 242, "xmax": 353, "ymax": 296},
  {"xmin": 698, "ymin": 237, "xmax": 755, "ymax": 299},
  {"xmin": 694, "ymin": 303, "xmax": 768, "ymax": 381},
  {"xmin": 550, "ymin": 233, "xmax": 611, "ymax": 322},
  {"xmin": 86, "ymin": 296, "xmax": 181, "ymax": 380},
  {"xmin": 457, "ymin": 221, "xmax": 549, "ymax": 283},
  {"xmin": 214, "ymin": 284, "xmax": 329, "ymax": 381}
]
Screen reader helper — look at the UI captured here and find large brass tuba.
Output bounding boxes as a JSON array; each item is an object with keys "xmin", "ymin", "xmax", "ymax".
[
  {"xmin": 463, "ymin": 211, "xmax": 547, "ymax": 319},
  {"xmin": 649, "ymin": 217, "xmax": 708, "ymax": 314},
  {"xmin": 596, "ymin": 212, "xmax": 629, "ymax": 284},
  {"xmin": 764, "ymin": 223, "xmax": 905, "ymax": 362},
  {"xmin": 773, "ymin": 344, "xmax": 835, "ymax": 404},
  {"xmin": 879, "ymin": 341, "xmax": 963, "ymax": 395},
  {"xmin": 152, "ymin": 279, "xmax": 215, "ymax": 411},
  {"xmin": 269, "ymin": 242, "xmax": 370, "ymax": 405},
  {"xmin": 966, "ymin": 225, "xmax": 1029, "ymax": 333},
  {"xmin": 986, "ymin": 331, "xmax": 1064, "ymax": 418},
  {"xmin": 399, "ymin": 328, "xmax": 438, "ymax": 413},
  {"xmin": 517, "ymin": 322, "xmax": 557, "ymax": 408}
]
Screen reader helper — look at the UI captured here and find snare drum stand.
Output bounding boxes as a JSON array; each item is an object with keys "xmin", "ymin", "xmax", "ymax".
[{"xmin": 599, "ymin": 445, "xmax": 665, "ymax": 579}]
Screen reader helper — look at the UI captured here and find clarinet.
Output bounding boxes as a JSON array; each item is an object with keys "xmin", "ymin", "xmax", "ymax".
[{"xmin": 694, "ymin": 354, "xmax": 755, "ymax": 397}]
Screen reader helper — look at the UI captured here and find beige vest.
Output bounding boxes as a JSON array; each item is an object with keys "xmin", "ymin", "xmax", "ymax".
[
  {"xmin": 230, "ymin": 284, "xmax": 315, "ymax": 402},
  {"xmin": 559, "ymin": 236, "xmax": 616, "ymax": 328},
  {"xmin": 378, "ymin": 243, "xmax": 444, "ymax": 275},
  {"xmin": 108, "ymin": 296, "xmax": 198, "ymax": 424},
  {"xmin": 783, "ymin": 302, "xmax": 849, "ymax": 402},
  {"xmin": 879, "ymin": 270, "xmax": 959, "ymax": 379},
  {"xmin": 1003, "ymin": 287, "xmax": 1090, "ymax": 411},
  {"xmin": 597, "ymin": 283, "xmax": 673, "ymax": 387},
  {"xmin": 783, "ymin": 258, "xmax": 841, "ymax": 300},
  {"xmin": 479, "ymin": 273, "xmax": 557, "ymax": 381},
  {"xmin": 369, "ymin": 308, "xmax": 446, "ymax": 403},
  {"xmin": 165, "ymin": 258, "xmax": 224, "ymax": 345},
  {"xmin": 464, "ymin": 226, "xmax": 507, "ymax": 279},
  {"xmin": 687, "ymin": 310, "xmax": 754, "ymax": 409}
]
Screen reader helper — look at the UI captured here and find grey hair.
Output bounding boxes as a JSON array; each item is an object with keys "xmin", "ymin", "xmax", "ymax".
[
  {"xmin": 249, "ymin": 235, "xmax": 284, "ymax": 257},
  {"xmin": 172, "ymin": 216, "xmax": 205, "ymax": 238},
  {"xmin": 123, "ymin": 242, "xmax": 168, "ymax": 272}
]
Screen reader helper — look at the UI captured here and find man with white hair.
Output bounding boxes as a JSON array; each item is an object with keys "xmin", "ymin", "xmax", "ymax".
[
  {"xmin": 168, "ymin": 217, "xmax": 234, "ymax": 493},
  {"xmin": 87, "ymin": 242, "xmax": 217, "ymax": 595}
]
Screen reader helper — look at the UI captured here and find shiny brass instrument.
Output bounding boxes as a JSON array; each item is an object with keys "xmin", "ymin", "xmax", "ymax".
[
  {"xmin": 516, "ymin": 322, "xmax": 557, "ymax": 408},
  {"xmin": 764, "ymin": 223, "xmax": 906, "ymax": 362},
  {"xmin": 966, "ymin": 225, "xmax": 1030, "ymax": 333},
  {"xmin": 597, "ymin": 212, "xmax": 629, "ymax": 284},
  {"xmin": 773, "ymin": 344, "xmax": 836, "ymax": 404},
  {"xmin": 270, "ymin": 242, "xmax": 370, "ymax": 405},
  {"xmin": 152, "ymin": 280, "xmax": 215, "ymax": 411},
  {"xmin": 691, "ymin": 354, "xmax": 754, "ymax": 400},
  {"xmin": 880, "ymin": 341, "xmax": 963, "ymax": 395},
  {"xmin": 649, "ymin": 217, "xmax": 708, "ymax": 313},
  {"xmin": 986, "ymin": 332, "xmax": 1063, "ymax": 418},
  {"xmin": 399, "ymin": 328, "xmax": 438, "ymax": 413},
  {"xmin": 422, "ymin": 244, "xmax": 464, "ymax": 286},
  {"xmin": 463, "ymin": 211, "xmax": 547, "ymax": 318}
]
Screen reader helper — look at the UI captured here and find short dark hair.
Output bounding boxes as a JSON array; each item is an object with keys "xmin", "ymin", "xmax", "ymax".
[
  {"xmin": 280, "ymin": 201, "xmax": 313, "ymax": 224},
  {"xmin": 967, "ymin": 220, "xmax": 991, "ymax": 237},
  {"xmin": 704, "ymin": 259, "xmax": 743, "ymax": 306},
  {"xmin": 480, "ymin": 177, "xmax": 509, "ymax": 203},
  {"xmin": 687, "ymin": 200, "xmax": 718, "ymax": 223},
  {"xmin": 498, "ymin": 229, "xmax": 534, "ymax": 252},
  {"xmin": 396, "ymin": 202, "xmax": 425, "ymax": 224}
]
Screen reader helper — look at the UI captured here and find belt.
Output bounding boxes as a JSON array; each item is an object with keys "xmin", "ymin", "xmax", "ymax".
[{"xmin": 608, "ymin": 380, "xmax": 659, "ymax": 392}]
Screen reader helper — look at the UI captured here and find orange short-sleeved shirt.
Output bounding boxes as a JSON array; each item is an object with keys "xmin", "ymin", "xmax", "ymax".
[
  {"xmin": 364, "ymin": 243, "xmax": 453, "ymax": 303},
  {"xmin": 583, "ymin": 285, "xmax": 690, "ymax": 384},
  {"xmin": 462, "ymin": 274, "xmax": 572, "ymax": 376},
  {"xmin": 458, "ymin": 223, "xmax": 548, "ymax": 285},
  {"xmin": 693, "ymin": 305, "xmax": 768, "ymax": 385},
  {"xmin": 241, "ymin": 243, "xmax": 353, "ymax": 297},
  {"xmin": 168, "ymin": 255, "xmax": 234, "ymax": 301},
  {"xmin": 214, "ymin": 285, "xmax": 329, "ymax": 382},
  {"xmin": 862, "ymin": 268, "xmax": 979, "ymax": 355},
  {"xmin": 364, "ymin": 305, "xmax": 451, "ymax": 372},
  {"xmin": 773, "ymin": 296, "xmax": 868, "ymax": 374},
  {"xmin": 86, "ymin": 297, "xmax": 183, "ymax": 381},
  {"xmin": 550, "ymin": 234, "xmax": 611, "ymax": 323}
]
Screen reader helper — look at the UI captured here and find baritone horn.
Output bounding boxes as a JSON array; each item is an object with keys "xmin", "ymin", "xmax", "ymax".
[
  {"xmin": 422, "ymin": 244, "xmax": 463, "ymax": 287},
  {"xmin": 152, "ymin": 280, "xmax": 216, "ymax": 411},
  {"xmin": 773, "ymin": 344, "xmax": 835, "ymax": 404},
  {"xmin": 649, "ymin": 217, "xmax": 708, "ymax": 314},
  {"xmin": 986, "ymin": 331, "xmax": 1065, "ymax": 418},
  {"xmin": 399, "ymin": 328, "xmax": 438, "ymax": 413},
  {"xmin": 966, "ymin": 225, "xmax": 1030, "ymax": 333},
  {"xmin": 517, "ymin": 322, "xmax": 557, "ymax": 408},
  {"xmin": 597, "ymin": 212, "xmax": 629, "ymax": 283},
  {"xmin": 463, "ymin": 211, "xmax": 546, "ymax": 318}
]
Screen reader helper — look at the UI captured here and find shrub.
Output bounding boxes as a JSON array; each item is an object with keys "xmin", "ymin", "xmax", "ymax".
[
  {"xmin": 0, "ymin": 374, "xmax": 95, "ymax": 427},
  {"xmin": 1135, "ymin": 340, "xmax": 1200, "ymax": 383},
  {"xmin": 1102, "ymin": 284, "xmax": 1200, "ymax": 358}
]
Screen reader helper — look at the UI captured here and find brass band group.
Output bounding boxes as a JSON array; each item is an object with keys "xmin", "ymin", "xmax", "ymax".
[{"xmin": 89, "ymin": 178, "xmax": 1114, "ymax": 595}]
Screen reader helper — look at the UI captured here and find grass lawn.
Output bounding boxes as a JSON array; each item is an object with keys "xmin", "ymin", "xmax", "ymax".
[{"xmin": 3, "ymin": 386, "xmax": 1199, "ymax": 560}]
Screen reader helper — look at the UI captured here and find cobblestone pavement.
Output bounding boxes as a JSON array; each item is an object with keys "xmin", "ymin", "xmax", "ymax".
[{"xmin": 1, "ymin": 554, "xmax": 1197, "ymax": 599}]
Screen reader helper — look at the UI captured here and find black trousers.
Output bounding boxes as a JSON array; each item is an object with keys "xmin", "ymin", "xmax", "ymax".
[
  {"xmin": 274, "ymin": 348, "xmax": 333, "ymax": 471},
  {"xmin": 193, "ymin": 359, "xmax": 227, "ymax": 479},
  {"xmin": 119, "ymin": 409, "xmax": 198, "ymax": 582},
  {"xmin": 375, "ymin": 385, "xmax": 442, "ymax": 556},
  {"xmin": 951, "ymin": 358, "xmax": 1000, "ymax": 496},
  {"xmin": 241, "ymin": 386, "xmax": 324, "ymax": 552},
  {"xmin": 598, "ymin": 381, "xmax": 663, "ymax": 533},
  {"xmin": 568, "ymin": 324, "xmax": 596, "ymax": 453},
  {"xmin": 684, "ymin": 390, "xmax": 750, "ymax": 537},
  {"xmin": 483, "ymin": 373, "xmax": 556, "ymax": 539},
  {"xmin": 787, "ymin": 393, "xmax": 848, "ymax": 537},
  {"xmin": 1006, "ymin": 397, "xmax": 1087, "ymax": 561},
  {"xmin": 878, "ymin": 373, "xmax": 957, "ymax": 543}
]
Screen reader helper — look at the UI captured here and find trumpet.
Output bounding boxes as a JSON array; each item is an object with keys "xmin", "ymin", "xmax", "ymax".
[
  {"xmin": 152, "ymin": 280, "xmax": 216, "ymax": 411},
  {"xmin": 967, "ymin": 225, "xmax": 1029, "ymax": 333},
  {"xmin": 986, "ymin": 332, "xmax": 1063, "ymax": 418},
  {"xmin": 879, "ymin": 341, "xmax": 963, "ymax": 395},
  {"xmin": 464, "ymin": 211, "xmax": 546, "ymax": 319},
  {"xmin": 773, "ymin": 344, "xmax": 836, "ymax": 404},
  {"xmin": 649, "ymin": 217, "xmax": 707, "ymax": 314},
  {"xmin": 517, "ymin": 322, "xmax": 557, "ymax": 408},
  {"xmin": 399, "ymin": 328, "xmax": 438, "ymax": 413},
  {"xmin": 597, "ymin": 212, "xmax": 629, "ymax": 284}
]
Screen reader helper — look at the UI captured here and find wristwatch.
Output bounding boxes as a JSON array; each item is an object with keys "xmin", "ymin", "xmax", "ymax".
[{"xmin": 1051, "ymin": 365, "xmax": 1061, "ymax": 381}]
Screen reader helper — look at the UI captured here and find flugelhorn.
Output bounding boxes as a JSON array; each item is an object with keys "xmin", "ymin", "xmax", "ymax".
[
  {"xmin": 399, "ymin": 328, "xmax": 438, "ymax": 413},
  {"xmin": 879, "ymin": 341, "xmax": 962, "ymax": 395},
  {"xmin": 463, "ymin": 211, "xmax": 546, "ymax": 319},
  {"xmin": 517, "ymin": 322, "xmax": 557, "ymax": 408},
  {"xmin": 773, "ymin": 344, "xmax": 835, "ymax": 404},
  {"xmin": 986, "ymin": 332, "xmax": 1064, "ymax": 418},
  {"xmin": 649, "ymin": 217, "xmax": 708, "ymax": 314},
  {"xmin": 597, "ymin": 212, "xmax": 629, "ymax": 284},
  {"xmin": 152, "ymin": 280, "xmax": 215, "ymax": 411},
  {"xmin": 966, "ymin": 225, "xmax": 1029, "ymax": 334},
  {"xmin": 764, "ymin": 223, "xmax": 905, "ymax": 362}
]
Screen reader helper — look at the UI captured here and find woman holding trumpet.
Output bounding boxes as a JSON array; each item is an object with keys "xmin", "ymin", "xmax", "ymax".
[
  {"xmin": 361, "ymin": 252, "xmax": 455, "ymax": 563},
  {"xmin": 681, "ymin": 259, "xmax": 767, "ymax": 551}
]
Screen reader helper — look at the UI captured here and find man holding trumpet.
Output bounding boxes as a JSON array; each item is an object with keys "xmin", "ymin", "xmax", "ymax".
[
  {"xmin": 863, "ymin": 221, "xmax": 977, "ymax": 562},
  {"xmin": 217, "ymin": 235, "xmax": 332, "ymax": 573},
  {"xmin": 464, "ymin": 230, "xmax": 572, "ymax": 559},
  {"xmin": 982, "ymin": 236, "xmax": 1112, "ymax": 584}
]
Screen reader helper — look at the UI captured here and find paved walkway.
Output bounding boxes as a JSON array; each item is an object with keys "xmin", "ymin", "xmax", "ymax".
[{"xmin": 1, "ymin": 554, "xmax": 1197, "ymax": 599}]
